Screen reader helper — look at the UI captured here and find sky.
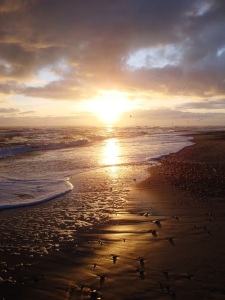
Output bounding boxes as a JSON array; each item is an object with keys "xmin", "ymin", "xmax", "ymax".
[{"xmin": 0, "ymin": 0, "xmax": 225, "ymax": 127}]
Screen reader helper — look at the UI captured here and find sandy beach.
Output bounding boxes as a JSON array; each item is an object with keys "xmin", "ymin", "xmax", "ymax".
[{"xmin": 1, "ymin": 131, "xmax": 225, "ymax": 300}]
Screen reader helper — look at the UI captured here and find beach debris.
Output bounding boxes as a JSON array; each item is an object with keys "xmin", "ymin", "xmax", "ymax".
[
  {"xmin": 148, "ymin": 229, "xmax": 157, "ymax": 237},
  {"xmin": 151, "ymin": 219, "xmax": 162, "ymax": 228},
  {"xmin": 0, "ymin": 276, "xmax": 17, "ymax": 287},
  {"xmin": 167, "ymin": 237, "xmax": 175, "ymax": 245},
  {"xmin": 89, "ymin": 289, "xmax": 101, "ymax": 300},
  {"xmin": 110, "ymin": 254, "xmax": 119, "ymax": 264},
  {"xmin": 31, "ymin": 275, "xmax": 40, "ymax": 285},
  {"xmin": 162, "ymin": 270, "xmax": 170, "ymax": 280},
  {"xmin": 76, "ymin": 284, "xmax": 85, "ymax": 291},
  {"xmin": 203, "ymin": 225, "xmax": 212, "ymax": 235},
  {"xmin": 139, "ymin": 269, "xmax": 145, "ymax": 280},
  {"xmin": 160, "ymin": 282, "xmax": 164, "ymax": 291},
  {"xmin": 159, "ymin": 282, "xmax": 171, "ymax": 293},
  {"xmin": 162, "ymin": 285, "xmax": 176, "ymax": 299},
  {"xmin": 143, "ymin": 212, "xmax": 150, "ymax": 217},
  {"xmin": 184, "ymin": 273, "xmax": 193, "ymax": 280},
  {"xmin": 99, "ymin": 274, "xmax": 106, "ymax": 287},
  {"xmin": 69, "ymin": 286, "xmax": 75, "ymax": 299},
  {"xmin": 11, "ymin": 252, "xmax": 20, "ymax": 256},
  {"xmin": 138, "ymin": 257, "xmax": 145, "ymax": 269},
  {"xmin": 98, "ymin": 240, "xmax": 106, "ymax": 246},
  {"xmin": 168, "ymin": 290, "xmax": 176, "ymax": 299},
  {"xmin": 0, "ymin": 261, "xmax": 7, "ymax": 267}
]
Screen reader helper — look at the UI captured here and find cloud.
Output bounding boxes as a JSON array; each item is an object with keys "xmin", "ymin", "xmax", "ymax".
[
  {"xmin": 0, "ymin": 107, "xmax": 35, "ymax": 116},
  {"xmin": 19, "ymin": 110, "xmax": 35, "ymax": 115},
  {"xmin": 1, "ymin": 106, "xmax": 224, "ymax": 127},
  {"xmin": 0, "ymin": 113, "xmax": 99, "ymax": 127},
  {"xmin": 20, "ymin": 78, "xmax": 94, "ymax": 100},
  {"xmin": 177, "ymin": 98, "xmax": 225, "ymax": 110},
  {"xmin": 0, "ymin": 0, "xmax": 225, "ymax": 105},
  {"xmin": 0, "ymin": 107, "xmax": 20, "ymax": 114},
  {"xmin": 123, "ymin": 107, "xmax": 225, "ymax": 126}
]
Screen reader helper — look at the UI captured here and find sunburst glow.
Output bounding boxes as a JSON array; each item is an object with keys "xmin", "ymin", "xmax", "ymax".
[{"xmin": 89, "ymin": 90, "xmax": 131, "ymax": 124}]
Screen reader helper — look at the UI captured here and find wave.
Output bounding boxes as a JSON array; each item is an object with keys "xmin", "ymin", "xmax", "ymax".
[
  {"xmin": 0, "ymin": 139, "xmax": 90, "ymax": 159},
  {"xmin": 0, "ymin": 145, "xmax": 33, "ymax": 158},
  {"xmin": 0, "ymin": 126, "xmax": 196, "ymax": 160},
  {"xmin": 0, "ymin": 177, "xmax": 73, "ymax": 210},
  {"xmin": 0, "ymin": 129, "xmax": 148, "ymax": 159}
]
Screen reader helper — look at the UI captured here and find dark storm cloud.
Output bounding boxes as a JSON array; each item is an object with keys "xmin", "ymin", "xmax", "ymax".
[{"xmin": 0, "ymin": 0, "xmax": 225, "ymax": 99}]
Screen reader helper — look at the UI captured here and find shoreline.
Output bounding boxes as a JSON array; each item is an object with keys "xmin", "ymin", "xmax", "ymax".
[{"xmin": 1, "ymin": 131, "xmax": 225, "ymax": 299}]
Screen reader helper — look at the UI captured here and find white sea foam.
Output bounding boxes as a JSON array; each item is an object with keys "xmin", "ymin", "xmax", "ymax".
[{"xmin": 0, "ymin": 176, "xmax": 73, "ymax": 209}]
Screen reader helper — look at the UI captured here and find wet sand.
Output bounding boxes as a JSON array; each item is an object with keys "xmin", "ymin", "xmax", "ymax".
[{"xmin": 1, "ymin": 131, "xmax": 225, "ymax": 299}]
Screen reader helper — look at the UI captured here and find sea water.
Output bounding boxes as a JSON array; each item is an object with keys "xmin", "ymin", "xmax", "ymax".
[{"xmin": 0, "ymin": 126, "xmax": 194, "ymax": 210}]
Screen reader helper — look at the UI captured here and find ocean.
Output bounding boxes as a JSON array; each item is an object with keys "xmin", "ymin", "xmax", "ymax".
[{"xmin": 0, "ymin": 126, "xmax": 194, "ymax": 211}]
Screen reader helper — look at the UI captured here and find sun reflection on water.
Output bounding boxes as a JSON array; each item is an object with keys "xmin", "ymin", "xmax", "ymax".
[{"xmin": 102, "ymin": 138, "xmax": 120, "ymax": 173}]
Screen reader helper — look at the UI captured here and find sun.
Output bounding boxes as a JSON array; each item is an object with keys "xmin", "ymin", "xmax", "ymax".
[{"xmin": 89, "ymin": 90, "xmax": 131, "ymax": 124}]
